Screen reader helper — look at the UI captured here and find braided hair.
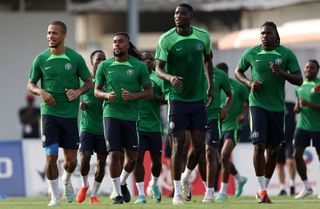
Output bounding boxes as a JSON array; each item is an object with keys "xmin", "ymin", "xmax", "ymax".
[
  {"xmin": 261, "ymin": 21, "xmax": 280, "ymax": 45},
  {"xmin": 114, "ymin": 32, "xmax": 142, "ymax": 60}
]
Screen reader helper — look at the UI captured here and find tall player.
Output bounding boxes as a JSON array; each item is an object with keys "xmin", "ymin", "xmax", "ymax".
[
  {"xmin": 235, "ymin": 21, "xmax": 302, "ymax": 203},
  {"xmin": 155, "ymin": 3, "xmax": 213, "ymax": 205}
]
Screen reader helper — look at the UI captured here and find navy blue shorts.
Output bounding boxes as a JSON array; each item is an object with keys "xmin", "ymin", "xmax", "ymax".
[
  {"xmin": 294, "ymin": 128, "xmax": 320, "ymax": 154},
  {"xmin": 79, "ymin": 131, "xmax": 108, "ymax": 155},
  {"xmin": 205, "ymin": 119, "xmax": 220, "ymax": 148},
  {"xmin": 138, "ymin": 131, "xmax": 162, "ymax": 157},
  {"xmin": 103, "ymin": 117, "xmax": 138, "ymax": 152},
  {"xmin": 220, "ymin": 129, "xmax": 241, "ymax": 146},
  {"xmin": 168, "ymin": 100, "xmax": 207, "ymax": 133},
  {"xmin": 249, "ymin": 107, "xmax": 285, "ymax": 147},
  {"xmin": 41, "ymin": 115, "xmax": 79, "ymax": 149}
]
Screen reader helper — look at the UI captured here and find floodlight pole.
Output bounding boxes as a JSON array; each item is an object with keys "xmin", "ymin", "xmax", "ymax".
[{"xmin": 127, "ymin": 0, "xmax": 139, "ymax": 45}]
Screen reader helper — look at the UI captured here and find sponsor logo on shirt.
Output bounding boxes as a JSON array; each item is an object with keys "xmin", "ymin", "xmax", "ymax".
[
  {"xmin": 44, "ymin": 66, "xmax": 52, "ymax": 70},
  {"xmin": 65, "ymin": 63, "xmax": 72, "ymax": 71}
]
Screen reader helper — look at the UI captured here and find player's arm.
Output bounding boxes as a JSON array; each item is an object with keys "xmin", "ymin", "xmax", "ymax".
[
  {"xmin": 27, "ymin": 78, "xmax": 56, "ymax": 106},
  {"xmin": 204, "ymin": 53, "xmax": 214, "ymax": 107},
  {"xmin": 122, "ymin": 83, "xmax": 153, "ymax": 100},
  {"xmin": 220, "ymin": 91, "xmax": 233, "ymax": 122},
  {"xmin": 269, "ymin": 63, "xmax": 303, "ymax": 86},
  {"xmin": 236, "ymin": 101, "xmax": 249, "ymax": 124},
  {"xmin": 235, "ymin": 67, "xmax": 262, "ymax": 91},
  {"xmin": 155, "ymin": 60, "xmax": 183, "ymax": 88},
  {"xmin": 299, "ymin": 98, "xmax": 320, "ymax": 109},
  {"xmin": 65, "ymin": 76, "xmax": 93, "ymax": 101},
  {"xmin": 293, "ymin": 97, "xmax": 300, "ymax": 113}
]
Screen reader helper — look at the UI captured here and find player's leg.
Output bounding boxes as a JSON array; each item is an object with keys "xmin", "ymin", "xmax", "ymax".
[
  {"xmin": 216, "ymin": 133, "xmax": 235, "ymax": 200},
  {"xmin": 76, "ymin": 132, "xmax": 93, "ymax": 203},
  {"xmin": 250, "ymin": 107, "xmax": 271, "ymax": 203},
  {"xmin": 89, "ymin": 134, "xmax": 107, "ymax": 204},
  {"xmin": 181, "ymin": 101, "xmax": 207, "ymax": 201},
  {"xmin": 42, "ymin": 115, "xmax": 61, "ymax": 206},
  {"xmin": 276, "ymin": 144, "xmax": 287, "ymax": 196},
  {"xmin": 120, "ymin": 120, "xmax": 139, "ymax": 203},
  {"xmin": 149, "ymin": 132, "xmax": 163, "ymax": 203},
  {"xmin": 168, "ymin": 101, "xmax": 188, "ymax": 205},
  {"xmin": 104, "ymin": 117, "xmax": 124, "ymax": 204},
  {"xmin": 133, "ymin": 132, "xmax": 147, "ymax": 204},
  {"xmin": 294, "ymin": 128, "xmax": 313, "ymax": 199}
]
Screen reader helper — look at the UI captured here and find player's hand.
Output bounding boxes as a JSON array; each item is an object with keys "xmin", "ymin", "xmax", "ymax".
[
  {"xmin": 206, "ymin": 88, "xmax": 214, "ymax": 107},
  {"xmin": 250, "ymin": 80, "xmax": 262, "ymax": 91},
  {"xmin": 220, "ymin": 107, "xmax": 228, "ymax": 122},
  {"xmin": 121, "ymin": 88, "xmax": 136, "ymax": 100},
  {"xmin": 293, "ymin": 103, "xmax": 300, "ymax": 113},
  {"xmin": 169, "ymin": 75, "xmax": 183, "ymax": 88},
  {"xmin": 107, "ymin": 91, "xmax": 116, "ymax": 103},
  {"xmin": 39, "ymin": 89, "xmax": 56, "ymax": 106},
  {"xmin": 236, "ymin": 114, "xmax": 245, "ymax": 124},
  {"xmin": 65, "ymin": 88, "xmax": 81, "ymax": 101},
  {"xmin": 312, "ymin": 84, "xmax": 320, "ymax": 93},
  {"xmin": 269, "ymin": 62, "xmax": 281, "ymax": 75},
  {"xmin": 80, "ymin": 102, "xmax": 88, "ymax": 110},
  {"xmin": 299, "ymin": 99, "xmax": 310, "ymax": 107}
]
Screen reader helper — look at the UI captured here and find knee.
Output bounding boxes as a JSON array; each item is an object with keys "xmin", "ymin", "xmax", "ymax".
[{"xmin": 254, "ymin": 143, "xmax": 265, "ymax": 155}]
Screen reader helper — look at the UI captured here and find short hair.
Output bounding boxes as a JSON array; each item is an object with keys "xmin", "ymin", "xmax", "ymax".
[
  {"xmin": 50, "ymin": 21, "xmax": 67, "ymax": 34},
  {"xmin": 215, "ymin": 62, "xmax": 229, "ymax": 73},
  {"xmin": 90, "ymin": 50, "xmax": 105, "ymax": 63},
  {"xmin": 308, "ymin": 59, "xmax": 320, "ymax": 70},
  {"xmin": 113, "ymin": 32, "xmax": 142, "ymax": 60},
  {"xmin": 261, "ymin": 21, "xmax": 280, "ymax": 45},
  {"xmin": 177, "ymin": 3, "xmax": 193, "ymax": 14}
]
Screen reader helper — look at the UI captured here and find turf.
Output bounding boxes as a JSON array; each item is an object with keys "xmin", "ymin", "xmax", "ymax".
[{"xmin": 0, "ymin": 195, "xmax": 318, "ymax": 209}]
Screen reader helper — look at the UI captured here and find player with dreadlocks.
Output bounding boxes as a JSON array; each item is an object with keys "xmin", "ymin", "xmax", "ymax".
[
  {"xmin": 235, "ymin": 21, "xmax": 302, "ymax": 203},
  {"xmin": 94, "ymin": 32, "xmax": 153, "ymax": 204}
]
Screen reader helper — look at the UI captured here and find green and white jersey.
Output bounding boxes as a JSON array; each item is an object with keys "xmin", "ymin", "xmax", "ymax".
[
  {"xmin": 138, "ymin": 71, "xmax": 163, "ymax": 132},
  {"xmin": 206, "ymin": 68, "xmax": 231, "ymax": 120},
  {"xmin": 155, "ymin": 26, "xmax": 211, "ymax": 102},
  {"xmin": 295, "ymin": 78, "xmax": 320, "ymax": 131},
  {"xmin": 238, "ymin": 45, "xmax": 300, "ymax": 112},
  {"xmin": 80, "ymin": 79, "xmax": 103, "ymax": 134},
  {"xmin": 28, "ymin": 47, "xmax": 91, "ymax": 118},
  {"xmin": 221, "ymin": 79, "xmax": 249, "ymax": 132},
  {"xmin": 95, "ymin": 56, "xmax": 151, "ymax": 121}
]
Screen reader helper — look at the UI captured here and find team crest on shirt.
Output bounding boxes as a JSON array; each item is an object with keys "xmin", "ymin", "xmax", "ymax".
[
  {"xmin": 65, "ymin": 63, "xmax": 72, "ymax": 71},
  {"xmin": 195, "ymin": 43, "xmax": 203, "ymax": 51},
  {"xmin": 275, "ymin": 58, "xmax": 282, "ymax": 65},
  {"xmin": 127, "ymin": 69, "xmax": 133, "ymax": 76}
]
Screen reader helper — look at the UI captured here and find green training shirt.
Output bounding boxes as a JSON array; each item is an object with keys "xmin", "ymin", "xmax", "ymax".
[
  {"xmin": 29, "ymin": 47, "xmax": 91, "ymax": 118},
  {"xmin": 95, "ymin": 56, "xmax": 151, "ymax": 121},
  {"xmin": 206, "ymin": 68, "xmax": 231, "ymax": 120},
  {"xmin": 221, "ymin": 78, "xmax": 249, "ymax": 132},
  {"xmin": 138, "ymin": 71, "xmax": 163, "ymax": 132},
  {"xmin": 295, "ymin": 78, "xmax": 320, "ymax": 131},
  {"xmin": 80, "ymin": 79, "xmax": 104, "ymax": 134},
  {"xmin": 155, "ymin": 26, "xmax": 211, "ymax": 102},
  {"xmin": 238, "ymin": 45, "xmax": 300, "ymax": 112}
]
